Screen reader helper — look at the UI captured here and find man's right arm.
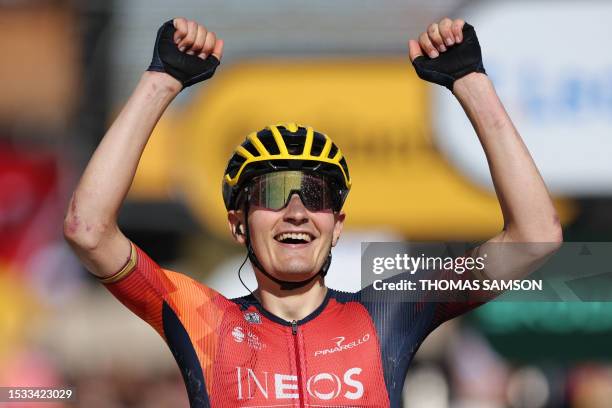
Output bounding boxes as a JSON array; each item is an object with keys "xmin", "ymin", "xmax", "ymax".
[
  {"xmin": 63, "ymin": 18, "xmax": 223, "ymax": 279},
  {"xmin": 63, "ymin": 71, "xmax": 181, "ymax": 278}
]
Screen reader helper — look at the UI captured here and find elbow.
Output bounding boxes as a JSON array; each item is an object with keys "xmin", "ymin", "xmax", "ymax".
[
  {"xmin": 507, "ymin": 213, "xmax": 564, "ymax": 244},
  {"xmin": 63, "ymin": 215, "xmax": 113, "ymax": 252},
  {"xmin": 535, "ymin": 224, "xmax": 563, "ymax": 264},
  {"xmin": 505, "ymin": 217, "xmax": 563, "ymax": 258},
  {"xmin": 540, "ymin": 223, "xmax": 563, "ymax": 256},
  {"xmin": 63, "ymin": 217, "xmax": 97, "ymax": 251},
  {"xmin": 63, "ymin": 193, "xmax": 117, "ymax": 251},
  {"xmin": 540, "ymin": 213, "xmax": 564, "ymax": 246}
]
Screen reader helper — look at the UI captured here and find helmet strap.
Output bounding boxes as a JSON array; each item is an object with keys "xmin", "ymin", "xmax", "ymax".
[{"xmin": 243, "ymin": 201, "xmax": 331, "ymax": 291}]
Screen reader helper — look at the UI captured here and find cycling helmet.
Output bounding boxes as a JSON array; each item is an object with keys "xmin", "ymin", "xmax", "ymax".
[{"xmin": 222, "ymin": 123, "xmax": 351, "ymax": 211}]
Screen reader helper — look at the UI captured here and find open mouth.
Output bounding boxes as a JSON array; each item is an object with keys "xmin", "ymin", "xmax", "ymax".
[{"xmin": 274, "ymin": 232, "xmax": 314, "ymax": 245}]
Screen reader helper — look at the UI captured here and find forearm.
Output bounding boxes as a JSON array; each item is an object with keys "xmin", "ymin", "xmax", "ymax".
[
  {"xmin": 453, "ymin": 73, "xmax": 561, "ymax": 242},
  {"xmin": 65, "ymin": 72, "xmax": 181, "ymax": 245}
]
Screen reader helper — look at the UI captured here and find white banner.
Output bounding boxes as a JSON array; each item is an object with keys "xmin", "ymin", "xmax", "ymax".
[{"xmin": 433, "ymin": 1, "xmax": 612, "ymax": 196}]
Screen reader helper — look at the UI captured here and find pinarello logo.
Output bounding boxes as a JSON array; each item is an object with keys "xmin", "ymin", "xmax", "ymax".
[
  {"xmin": 314, "ymin": 334, "xmax": 370, "ymax": 357},
  {"xmin": 232, "ymin": 326, "xmax": 245, "ymax": 343}
]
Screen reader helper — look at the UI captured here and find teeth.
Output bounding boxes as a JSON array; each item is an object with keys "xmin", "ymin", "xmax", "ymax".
[{"xmin": 276, "ymin": 232, "xmax": 312, "ymax": 243}]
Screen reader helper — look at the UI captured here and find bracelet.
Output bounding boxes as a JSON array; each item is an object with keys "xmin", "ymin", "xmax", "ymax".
[{"xmin": 98, "ymin": 241, "xmax": 137, "ymax": 284}]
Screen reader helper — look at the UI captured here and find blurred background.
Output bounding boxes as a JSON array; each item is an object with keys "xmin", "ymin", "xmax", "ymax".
[{"xmin": 1, "ymin": 0, "xmax": 611, "ymax": 407}]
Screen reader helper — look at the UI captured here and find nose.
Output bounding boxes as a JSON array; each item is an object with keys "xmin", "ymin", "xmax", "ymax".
[{"xmin": 283, "ymin": 194, "xmax": 308, "ymax": 225}]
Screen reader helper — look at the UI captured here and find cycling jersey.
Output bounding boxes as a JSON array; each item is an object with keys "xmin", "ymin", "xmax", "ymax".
[{"xmin": 102, "ymin": 241, "xmax": 486, "ymax": 407}]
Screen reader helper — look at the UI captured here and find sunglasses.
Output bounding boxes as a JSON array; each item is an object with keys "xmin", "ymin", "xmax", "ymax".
[{"xmin": 241, "ymin": 171, "xmax": 342, "ymax": 212}]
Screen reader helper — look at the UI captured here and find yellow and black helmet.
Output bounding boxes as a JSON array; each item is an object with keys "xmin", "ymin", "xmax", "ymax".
[{"xmin": 222, "ymin": 123, "xmax": 351, "ymax": 211}]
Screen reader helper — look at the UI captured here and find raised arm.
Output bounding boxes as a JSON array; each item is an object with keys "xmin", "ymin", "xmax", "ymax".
[
  {"xmin": 409, "ymin": 18, "xmax": 562, "ymax": 280},
  {"xmin": 63, "ymin": 18, "xmax": 224, "ymax": 278},
  {"xmin": 452, "ymin": 74, "xmax": 562, "ymax": 244}
]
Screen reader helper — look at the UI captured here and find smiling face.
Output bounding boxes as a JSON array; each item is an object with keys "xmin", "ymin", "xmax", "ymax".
[{"xmin": 228, "ymin": 194, "xmax": 345, "ymax": 281}]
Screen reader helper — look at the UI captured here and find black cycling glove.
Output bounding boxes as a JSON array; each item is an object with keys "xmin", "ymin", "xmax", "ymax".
[
  {"xmin": 147, "ymin": 20, "xmax": 220, "ymax": 88},
  {"xmin": 411, "ymin": 23, "xmax": 486, "ymax": 91}
]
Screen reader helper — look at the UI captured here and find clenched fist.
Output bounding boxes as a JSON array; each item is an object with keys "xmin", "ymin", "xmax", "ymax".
[
  {"xmin": 408, "ymin": 18, "xmax": 486, "ymax": 92},
  {"xmin": 147, "ymin": 18, "xmax": 224, "ymax": 88}
]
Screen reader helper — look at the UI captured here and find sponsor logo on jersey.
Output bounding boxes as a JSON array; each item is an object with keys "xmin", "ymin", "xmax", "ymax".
[
  {"xmin": 232, "ymin": 326, "xmax": 266, "ymax": 350},
  {"xmin": 244, "ymin": 311, "xmax": 262, "ymax": 324},
  {"xmin": 314, "ymin": 333, "xmax": 370, "ymax": 357},
  {"xmin": 232, "ymin": 326, "xmax": 245, "ymax": 343},
  {"xmin": 236, "ymin": 367, "xmax": 364, "ymax": 401}
]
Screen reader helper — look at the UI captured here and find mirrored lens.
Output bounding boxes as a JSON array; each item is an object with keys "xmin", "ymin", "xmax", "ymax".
[{"xmin": 248, "ymin": 171, "xmax": 336, "ymax": 211}]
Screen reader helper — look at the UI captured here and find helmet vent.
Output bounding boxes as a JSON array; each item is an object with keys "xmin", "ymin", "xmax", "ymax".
[
  {"xmin": 328, "ymin": 144, "xmax": 338, "ymax": 159},
  {"xmin": 257, "ymin": 130, "xmax": 281, "ymax": 155},
  {"xmin": 242, "ymin": 141, "xmax": 260, "ymax": 157},
  {"xmin": 282, "ymin": 130, "xmax": 306, "ymax": 155},
  {"xmin": 310, "ymin": 133, "xmax": 327, "ymax": 157},
  {"xmin": 339, "ymin": 157, "xmax": 350, "ymax": 178},
  {"xmin": 226, "ymin": 155, "xmax": 247, "ymax": 178}
]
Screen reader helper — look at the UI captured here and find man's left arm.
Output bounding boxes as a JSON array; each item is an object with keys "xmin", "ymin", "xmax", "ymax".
[
  {"xmin": 454, "ymin": 72, "xmax": 563, "ymax": 277},
  {"xmin": 410, "ymin": 18, "xmax": 563, "ymax": 281}
]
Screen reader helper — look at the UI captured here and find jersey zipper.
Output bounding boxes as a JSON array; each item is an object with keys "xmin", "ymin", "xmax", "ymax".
[{"xmin": 291, "ymin": 320, "xmax": 305, "ymax": 408}]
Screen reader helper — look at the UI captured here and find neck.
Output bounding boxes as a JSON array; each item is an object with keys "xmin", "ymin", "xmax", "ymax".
[{"xmin": 254, "ymin": 274, "xmax": 328, "ymax": 322}]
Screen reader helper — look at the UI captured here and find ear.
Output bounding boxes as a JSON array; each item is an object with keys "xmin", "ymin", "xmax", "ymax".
[
  {"xmin": 331, "ymin": 211, "xmax": 346, "ymax": 247},
  {"xmin": 227, "ymin": 210, "xmax": 246, "ymax": 244}
]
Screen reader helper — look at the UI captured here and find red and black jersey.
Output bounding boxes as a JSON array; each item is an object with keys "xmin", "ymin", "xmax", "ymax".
[{"xmin": 102, "ymin": 241, "xmax": 485, "ymax": 407}]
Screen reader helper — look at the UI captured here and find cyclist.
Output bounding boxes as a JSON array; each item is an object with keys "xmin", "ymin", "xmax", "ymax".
[{"xmin": 64, "ymin": 17, "xmax": 562, "ymax": 407}]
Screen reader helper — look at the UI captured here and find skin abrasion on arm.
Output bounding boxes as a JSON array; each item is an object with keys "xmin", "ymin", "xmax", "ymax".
[
  {"xmin": 64, "ymin": 18, "xmax": 224, "ymax": 279},
  {"xmin": 63, "ymin": 72, "xmax": 181, "ymax": 277}
]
